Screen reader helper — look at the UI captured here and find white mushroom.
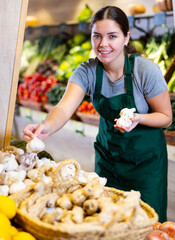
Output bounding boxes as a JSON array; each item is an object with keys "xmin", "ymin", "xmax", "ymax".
[
  {"xmin": 9, "ymin": 181, "xmax": 26, "ymax": 194},
  {"xmin": 116, "ymin": 108, "xmax": 136, "ymax": 128},
  {"xmin": 0, "ymin": 185, "xmax": 9, "ymax": 196},
  {"xmin": 26, "ymin": 136, "xmax": 45, "ymax": 153}
]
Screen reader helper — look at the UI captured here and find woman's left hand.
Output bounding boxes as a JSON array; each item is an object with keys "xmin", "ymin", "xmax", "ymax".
[{"xmin": 114, "ymin": 113, "xmax": 140, "ymax": 133}]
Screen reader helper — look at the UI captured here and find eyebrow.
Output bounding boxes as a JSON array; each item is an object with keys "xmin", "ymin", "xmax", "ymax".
[{"xmin": 93, "ymin": 31, "xmax": 118, "ymax": 34}]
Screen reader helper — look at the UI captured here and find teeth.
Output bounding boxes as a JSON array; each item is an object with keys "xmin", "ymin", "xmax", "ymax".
[{"xmin": 99, "ymin": 50, "xmax": 111, "ymax": 54}]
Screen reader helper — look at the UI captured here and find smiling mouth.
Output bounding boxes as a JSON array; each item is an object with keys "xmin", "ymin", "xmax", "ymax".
[{"xmin": 99, "ymin": 50, "xmax": 113, "ymax": 54}]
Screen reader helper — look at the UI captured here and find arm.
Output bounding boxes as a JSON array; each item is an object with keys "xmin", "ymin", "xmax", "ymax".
[
  {"xmin": 114, "ymin": 89, "xmax": 172, "ymax": 132},
  {"xmin": 137, "ymin": 89, "xmax": 172, "ymax": 128},
  {"xmin": 23, "ymin": 82, "xmax": 85, "ymax": 140}
]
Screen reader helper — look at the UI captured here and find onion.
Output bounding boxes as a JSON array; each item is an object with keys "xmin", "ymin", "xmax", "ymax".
[
  {"xmin": 159, "ymin": 221, "xmax": 175, "ymax": 238},
  {"xmin": 153, "ymin": 222, "xmax": 162, "ymax": 230},
  {"xmin": 128, "ymin": 4, "xmax": 146, "ymax": 15},
  {"xmin": 146, "ymin": 230, "xmax": 170, "ymax": 240}
]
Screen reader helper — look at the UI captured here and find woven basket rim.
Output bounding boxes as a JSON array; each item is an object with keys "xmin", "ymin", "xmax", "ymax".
[{"xmin": 15, "ymin": 187, "xmax": 158, "ymax": 238}]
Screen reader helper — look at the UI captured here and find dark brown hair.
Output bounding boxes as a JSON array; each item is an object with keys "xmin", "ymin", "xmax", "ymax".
[{"xmin": 90, "ymin": 6, "xmax": 140, "ymax": 55}]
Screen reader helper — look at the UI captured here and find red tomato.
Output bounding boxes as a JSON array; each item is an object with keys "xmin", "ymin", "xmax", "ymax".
[{"xmin": 87, "ymin": 102, "xmax": 94, "ymax": 110}]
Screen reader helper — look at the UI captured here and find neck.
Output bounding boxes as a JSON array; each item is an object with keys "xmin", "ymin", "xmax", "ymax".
[{"xmin": 103, "ymin": 54, "xmax": 125, "ymax": 82}]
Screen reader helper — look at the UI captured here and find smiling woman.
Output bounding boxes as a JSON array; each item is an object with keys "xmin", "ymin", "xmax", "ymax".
[{"xmin": 23, "ymin": 6, "xmax": 172, "ymax": 223}]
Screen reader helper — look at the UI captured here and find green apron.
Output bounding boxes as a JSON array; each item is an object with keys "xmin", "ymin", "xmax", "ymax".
[{"xmin": 93, "ymin": 54, "xmax": 168, "ymax": 222}]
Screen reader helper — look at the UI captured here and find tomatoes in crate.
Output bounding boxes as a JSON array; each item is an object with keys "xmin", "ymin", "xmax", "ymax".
[{"xmin": 77, "ymin": 101, "xmax": 98, "ymax": 115}]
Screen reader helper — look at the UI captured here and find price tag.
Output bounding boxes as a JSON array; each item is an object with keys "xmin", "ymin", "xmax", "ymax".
[
  {"xmin": 128, "ymin": 16, "xmax": 134, "ymax": 28},
  {"xmin": 154, "ymin": 12, "xmax": 165, "ymax": 26},
  {"xmin": 24, "ymin": 108, "xmax": 32, "ymax": 120},
  {"xmin": 41, "ymin": 112, "xmax": 47, "ymax": 122},
  {"xmin": 74, "ymin": 121, "xmax": 84, "ymax": 136}
]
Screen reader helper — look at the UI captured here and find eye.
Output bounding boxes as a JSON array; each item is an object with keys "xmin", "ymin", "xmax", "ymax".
[
  {"xmin": 92, "ymin": 34, "xmax": 101, "ymax": 39},
  {"xmin": 109, "ymin": 34, "xmax": 117, "ymax": 39}
]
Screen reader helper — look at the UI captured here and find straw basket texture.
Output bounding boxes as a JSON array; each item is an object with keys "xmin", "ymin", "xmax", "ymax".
[{"xmin": 14, "ymin": 187, "xmax": 158, "ymax": 240}]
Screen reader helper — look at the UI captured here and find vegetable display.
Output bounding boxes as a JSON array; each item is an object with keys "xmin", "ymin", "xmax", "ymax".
[{"xmin": 18, "ymin": 73, "xmax": 57, "ymax": 103}]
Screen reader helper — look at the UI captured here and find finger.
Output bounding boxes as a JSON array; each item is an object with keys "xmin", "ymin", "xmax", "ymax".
[
  {"xmin": 23, "ymin": 128, "xmax": 35, "ymax": 138},
  {"xmin": 34, "ymin": 125, "xmax": 43, "ymax": 136},
  {"xmin": 23, "ymin": 134, "xmax": 32, "ymax": 142}
]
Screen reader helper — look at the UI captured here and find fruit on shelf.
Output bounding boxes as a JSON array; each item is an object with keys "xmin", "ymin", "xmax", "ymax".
[
  {"xmin": 25, "ymin": 16, "xmax": 38, "ymax": 27},
  {"xmin": 155, "ymin": 0, "xmax": 173, "ymax": 12},
  {"xmin": 77, "ymin": 4, "xmax": 93, "ymax": 22},
  {"xmin": 128, "ymin": 3, "xmax": 146, "ymax": 15}
]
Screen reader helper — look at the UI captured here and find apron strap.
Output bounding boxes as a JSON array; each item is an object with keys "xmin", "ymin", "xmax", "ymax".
[
  {"xmin": 95, "ymin": 61, "xmax": 103, "ymax": 94},
  {"xmin": 95, "ymin": 55, "xmax": 136, "ymax": 94},
  {"xmin": 125, "ymin": 54, "xmax": 135, "ymax": 95}
]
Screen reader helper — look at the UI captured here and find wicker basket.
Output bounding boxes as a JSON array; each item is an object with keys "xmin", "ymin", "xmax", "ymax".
[
  {"xmin": 76, "ymin": 112, "xmax": 100, "ymax": 126},
  {"xmin": 14, "ymin": 187, "xmax": 158, "ymax": 240},
  {"xmin": 18, "ymin": 99, "xmax": 43, "ymax": 111}
]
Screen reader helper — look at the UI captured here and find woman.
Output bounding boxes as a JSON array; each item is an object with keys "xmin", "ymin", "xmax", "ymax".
[{"xmin": 23, "ymin": 6, "xmax": 172, "ymax": 222}]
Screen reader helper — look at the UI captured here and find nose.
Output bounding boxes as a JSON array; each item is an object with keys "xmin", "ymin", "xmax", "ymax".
[{"xmin": 99, "ymin": 37, "xmax": 108, "ymax": 47}]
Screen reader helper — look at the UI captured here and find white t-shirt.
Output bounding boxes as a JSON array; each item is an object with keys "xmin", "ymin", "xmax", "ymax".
[{"xmin": 69, "ymin": 55, "xmax": 167, "ymax": 114}]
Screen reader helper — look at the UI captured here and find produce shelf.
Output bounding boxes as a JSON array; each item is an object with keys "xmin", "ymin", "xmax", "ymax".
[
  {"xmin": 164, "ymin": 130, "xmax": 175, "ymax": 146},
  {"xmin": 76, "ymin": 112, "xmax": 100, "ymax": 126}
]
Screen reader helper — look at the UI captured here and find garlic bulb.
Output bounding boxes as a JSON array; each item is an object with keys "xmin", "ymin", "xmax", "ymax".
[
  {"xmin": 0, "ymin": 185, "xmax": 9, "ymax": 196},
  {"xmin": 2, "ymin": 170, "xmax": 26, "ymax": 185},
  {"xmin": 0, "ymin": 164, "xmax": 5, "ymax": 174},
  {"xmin": 116, "ymin": 108, "xmax": 136, "ymax": 128},
  {"xmin": 120, "ymin": 108, "xmax": 136, "ymax": 118},
  {"xmin": 3, "ymin": 155, "xmax": 19, "ymax": 171},
  {"xmin": 117, "ymin": 117, "xmax": 132, "ymax": 128},
  {"xmin": 26, "ymin": 136, "xmax": 45, "ymax": 153},
  {"xmin": 9, "ymin": 182, "xmax": 26, "ymax": 194}
]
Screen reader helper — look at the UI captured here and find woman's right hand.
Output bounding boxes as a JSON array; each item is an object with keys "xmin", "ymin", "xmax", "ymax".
[{"xmin": 23, "ymin": 123, "xmax": 50, "ymax": 141}]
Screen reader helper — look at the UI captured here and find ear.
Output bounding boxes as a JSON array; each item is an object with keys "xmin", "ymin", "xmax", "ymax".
[{"xmin": 125, "ymin": 31, "xmax": 131, "ymax": 45}]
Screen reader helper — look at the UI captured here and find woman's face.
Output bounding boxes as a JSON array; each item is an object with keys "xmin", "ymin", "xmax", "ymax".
[{"xmin": 91, "ymin": 19, "xmax": 130, "ymax": 64}]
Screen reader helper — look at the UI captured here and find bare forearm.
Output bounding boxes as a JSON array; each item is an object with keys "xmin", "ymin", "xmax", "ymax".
[
  {"xmin": 43, "ymin": 106, "xmax": 70, "ymax": 136},
  {"xmin": 138, "ymin": 112, "xmax": 172, "ymax": 128}
]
